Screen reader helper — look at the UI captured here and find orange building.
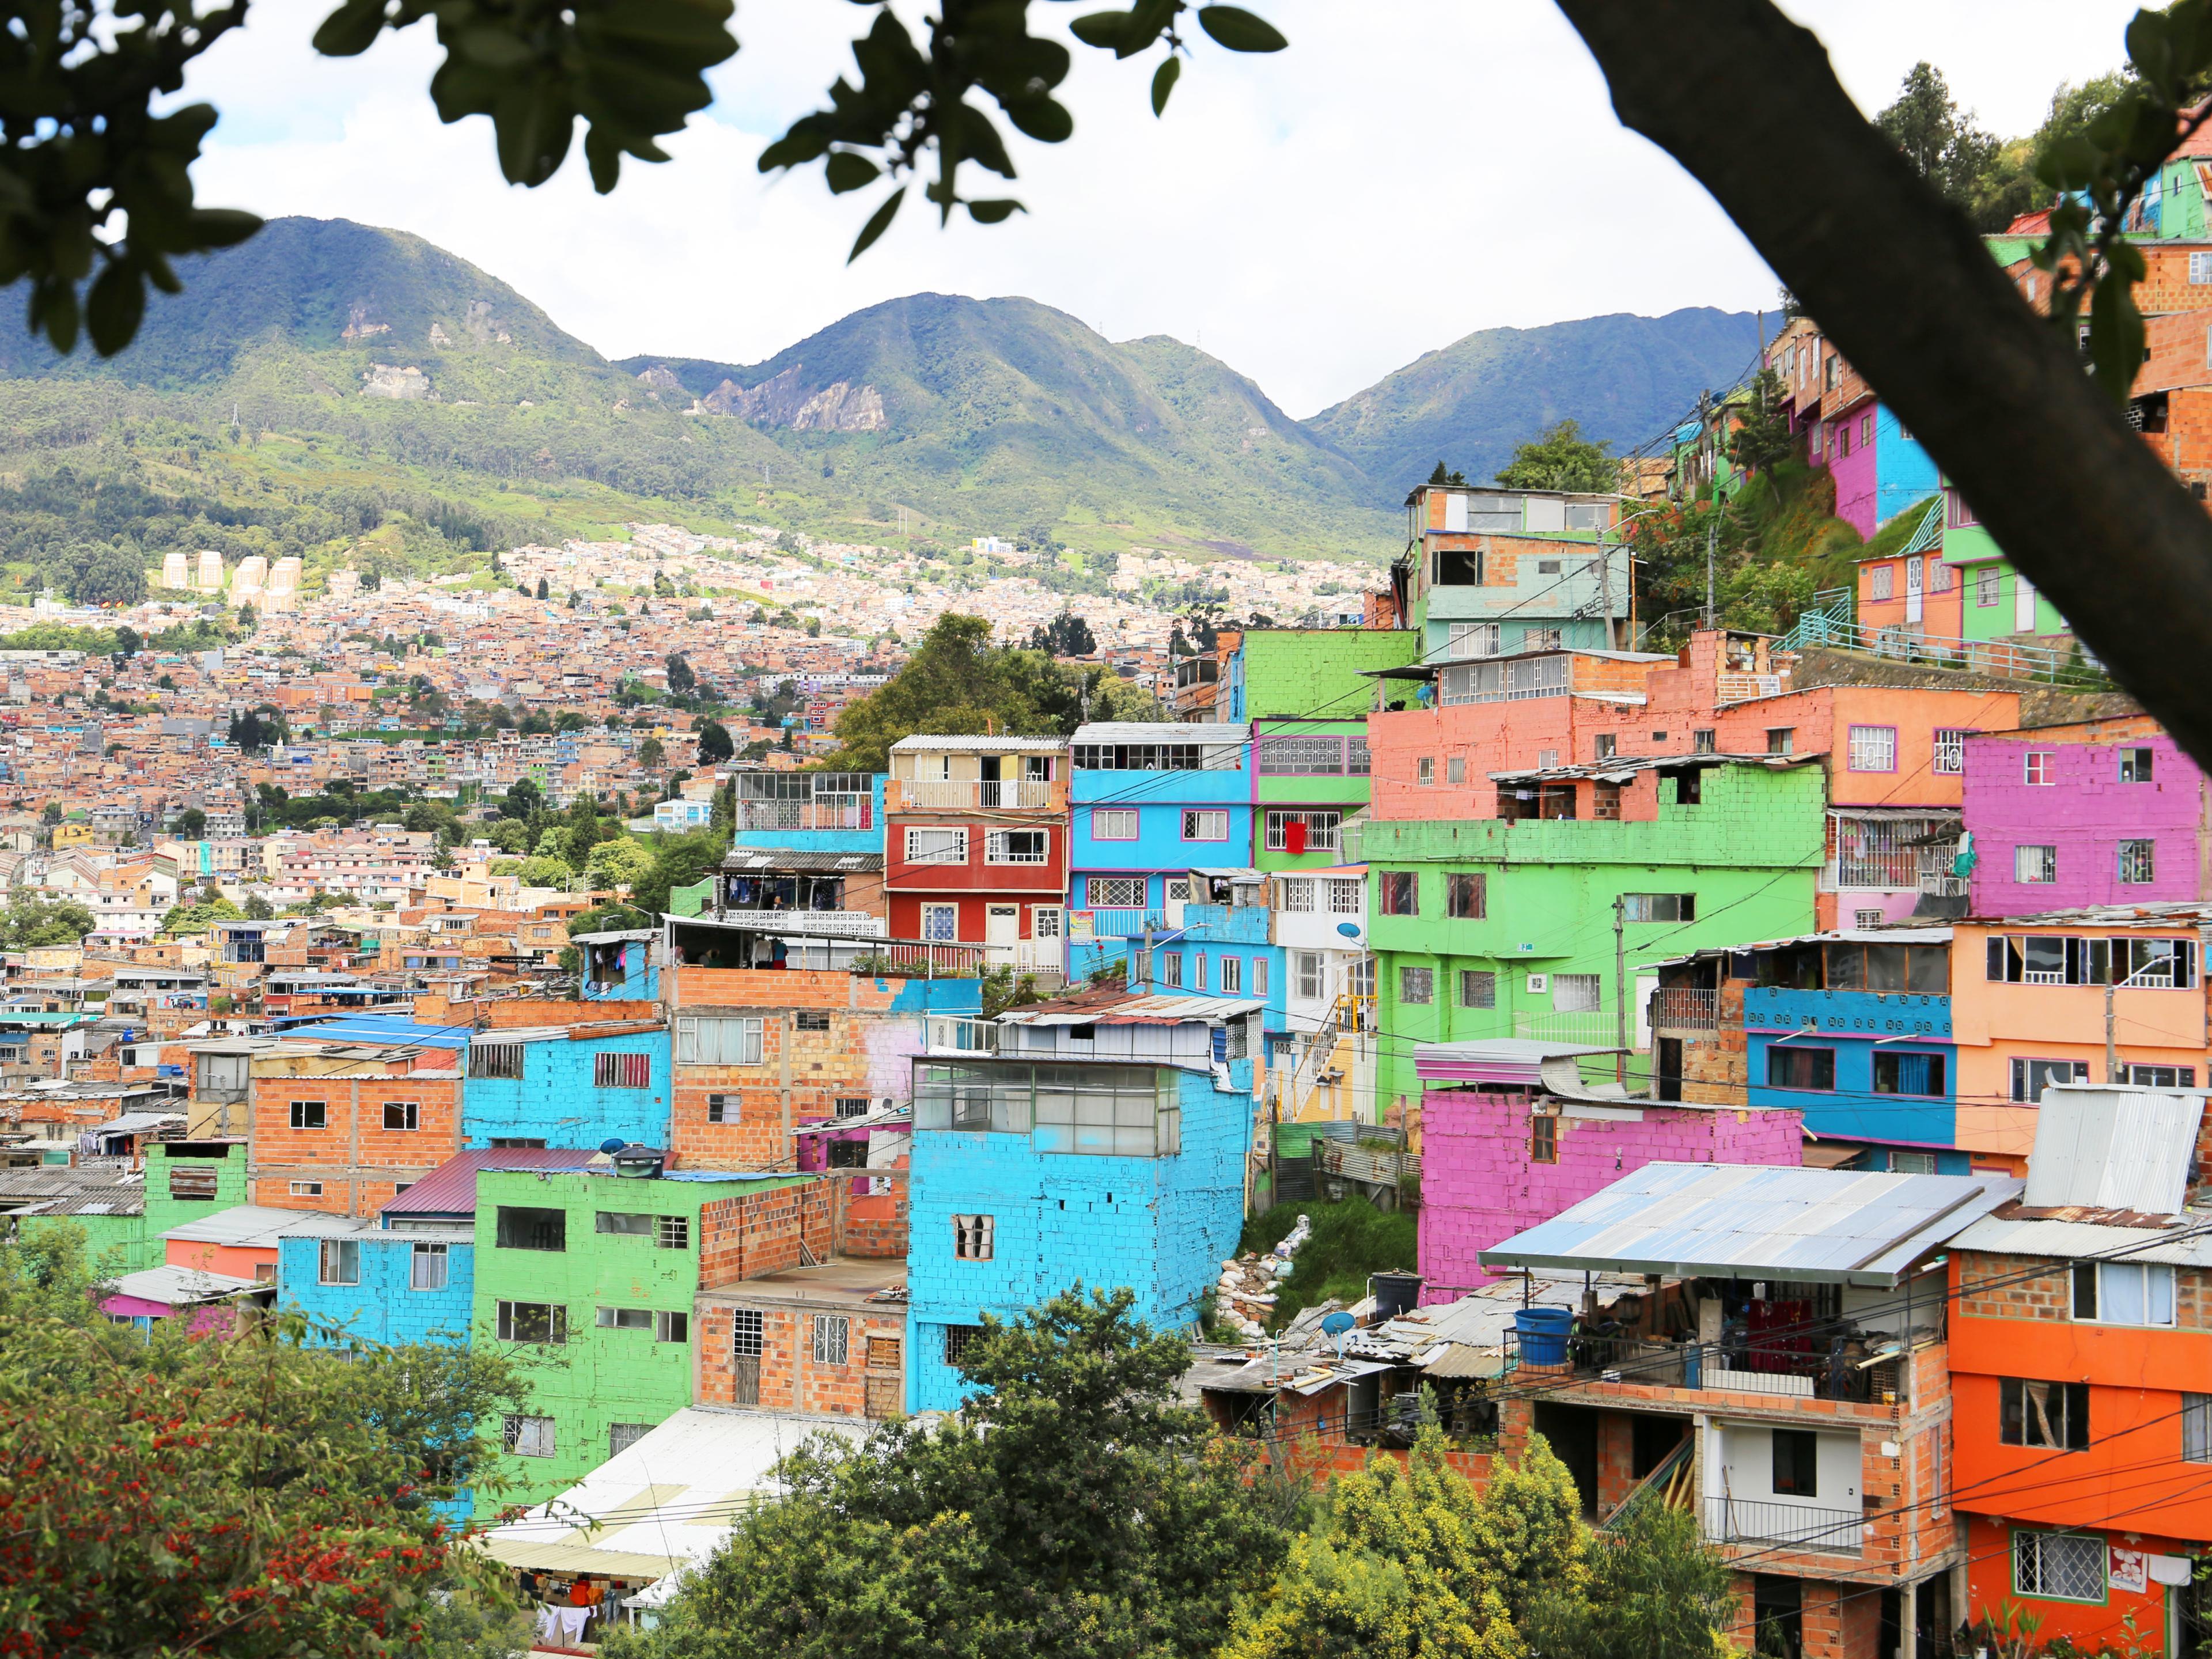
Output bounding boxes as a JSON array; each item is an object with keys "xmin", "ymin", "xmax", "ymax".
[
  {"xmin": 1948, "ymin": 908, "xmax": 2209, "ymax": 1167},
  {"xmin": 1947, "ymin": 1086, "xmax": 2212, "ymax": 1652}
]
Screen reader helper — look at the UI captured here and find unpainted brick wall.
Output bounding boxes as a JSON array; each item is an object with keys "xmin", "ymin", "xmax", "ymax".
[
  {"xmin": 694, "ymin": 1300, "xmax": 906, "ymax": 1418},
  {"xmin": 698, "ymin": 1184, "xmax": 834, "ymax": 1289}
]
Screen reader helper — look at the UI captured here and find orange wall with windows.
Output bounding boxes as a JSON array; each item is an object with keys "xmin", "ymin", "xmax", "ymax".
[{"xmin": 247, "ymin": 1073, "xmax": 463, "ymax": 1217}]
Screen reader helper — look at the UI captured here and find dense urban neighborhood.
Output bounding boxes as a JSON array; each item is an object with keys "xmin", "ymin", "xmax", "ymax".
[{"xmin": 16, "ymin": 32, "xmax": 2212, "ymax": 1659}]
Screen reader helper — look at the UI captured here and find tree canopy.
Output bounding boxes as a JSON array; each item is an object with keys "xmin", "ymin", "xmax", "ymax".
[
  {"xmin": 1493, "ymin": 419, "xmax": 1618, "ymax": 493},
  {"xmin": 612, "ymin": 1287, "xmax": 1291, "ymax": 1659}
]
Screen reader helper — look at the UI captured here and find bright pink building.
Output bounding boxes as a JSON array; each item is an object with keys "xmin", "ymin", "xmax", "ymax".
[
  {"xmin": 1412, "ymin": 1040, "xmax": 1801, "ymax": 1301},
  {"xmin": 1962, "ymin": 716, "xmax": 2210, "ymax": 914}
]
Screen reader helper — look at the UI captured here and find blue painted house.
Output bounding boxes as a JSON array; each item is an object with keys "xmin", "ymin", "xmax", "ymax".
[
  {"xmin": 905, "ymin": 987, "xmax": 1258, "ymax": 1412},
  {"xmin": 728, "ymin": 772, "xmax": 885, "ymax": 855},
  {"xmin": 1128, "ymin": 892, "xmax": 1291, "ymax": 1057},
  {"xmin": 1665, "ymin": 930, "xmax": 1961, "ymax": 1173},
  {"xmin": 462, "ymin": 1021, "xmax": 672, "ymax": 1149},
  {"xmin": 1067, "ymin": 722, "xmax": 1253, "ymax": 979}
]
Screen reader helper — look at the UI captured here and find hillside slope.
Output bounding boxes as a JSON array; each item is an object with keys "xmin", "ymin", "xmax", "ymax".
[{"xmin": 1308, "ymin": 307, "xmax": 1763, "ymax": 499}]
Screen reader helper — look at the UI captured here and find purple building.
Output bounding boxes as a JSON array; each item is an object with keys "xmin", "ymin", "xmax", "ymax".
[
  {"xmin": 1962, "ymin": 719, "xmax": 2209, "ymax": 915},
  {"xmin": 1413, "ymin": 1040, "xmax": 1802, "ymax": 1302}
]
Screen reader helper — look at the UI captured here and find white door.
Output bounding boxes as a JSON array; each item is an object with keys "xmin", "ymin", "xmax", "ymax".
[
  {"xmin": 985, "ymin": 905, "xmax": 1019, "ymax": 959},
  {"xmin": 2014, "ymin": 571, "xmax": 2037, "ymax": 633},
  {"xmin": 1904, "ymin": 556, "xmax": 1923, "ymax": 624},
  {"xmin": 1164, "ymin": 877, "xmax": 1191, "ymax": 927}
]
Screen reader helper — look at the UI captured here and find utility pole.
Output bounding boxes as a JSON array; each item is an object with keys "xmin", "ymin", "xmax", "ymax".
[
  {"xmin": 1703, "ymin": 511, "xmax": 1718, "ymax": 632},
  {"xmin": 2105, "ymin": 978, "xmax": 2120, "ymax": 1083},
  {"xmin": 1613, "ymin": 894, "xmax": 1628, "ymax": 1085}
]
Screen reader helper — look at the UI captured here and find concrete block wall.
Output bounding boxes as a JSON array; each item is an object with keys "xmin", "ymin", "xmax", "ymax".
[
  {"xmin": 694, "ymin": 1299, "xmax": 906, "ymax": 1419},
  {"xmin": 1964, "ymin": 727, "xmax": 2206, "ymax": 912},
  {"xmin": 1416, "ymin": 1086, "xmax": 1800, "ymax": 1298},
  {"xmin": 249, "ymin": 1074, "xmax": 464, "ymax": 1216},
  {"xmin": 461, "ymin": 1029, "xmax": 669, "ymax": 1151},
  {"xmin": 276, "ymin": 1233, "xmax": 474, "ymax": 1346},
  {"xmin": 905, "ymin": 1070, "xmax": 1248, "ymax": 1413},
  {"xmin": 697, "ymin": 1184, "xmax": 833, "ymax": 1288}
]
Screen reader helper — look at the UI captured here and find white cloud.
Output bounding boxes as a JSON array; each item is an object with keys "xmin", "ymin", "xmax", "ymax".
[{"xmin": 184, "ymin": 0, "xmax": 2139, "ymax": 418}]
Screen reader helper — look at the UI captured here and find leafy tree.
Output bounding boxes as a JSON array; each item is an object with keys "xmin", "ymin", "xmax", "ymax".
[
  {"xmin": 695, "ymin": 720, "xmax": 734, "ymax": 763},
  {"xmin": 665, "ymin": 653, "xmax": 696, "ymax": 696},
  {"xmin": 226, "ymin": 709, "xmax": 268, "ymax": 752},
  {"xmin": 1495, "ymin": 418, "xmax": 1618, "ymax": 492},
  {"xmin": 1028, "ymin": 611, "xmax": 1097, "ymax": 657},
  {"xmin": 113, "ymin": 625, "xmax": 141, "ymax": 657},
  {"xmin": 554, "ymin": 710, "xmax": 588, "ymax": 733},
  {"xmin": 1874, "ymin": 63, "xmax": 2000, "ymax": 219},
  {"xmin": 1221, "ymin": 1424, "xmax": 1586, "ymax": 1659},
  {"xmin": 637, "ymin": 736, "xmax": 666, "ymax": 771},
  {"xmin": 499, "ymin": 778, "xmax": 543, "ymax": 820},
  {"xmin": 241, "ymin": 895, "xmax": 275, "ymax": 921},
  {"xmin": 1523, "ymin": 1499, "xmax": 1736, "ymax": 1659},
  {"xmin": 0, "ymin": 899, "xmax": 96, "ymax": 950},
  {"xmin": 0, "ymin": 1240, "xmax": 532, "ymax": 1659},
  {"xmin": 55, "ymin": 540, "xmax": 149, "ymax": 608},
  {"xmin": 584, "ymin": 836, "xmax": 654, "ymax": 891},
  {"xmin": 172, "ymin": 807, "xmax": 206, "ymax": 839},
  {"xmin": 613, "ymin": 1287, "xmax": 1291, "ymax": 1659},
  {"xmin": 160, "ymin": 896, "xmax": 243, "ymax": 935},
  {"xmin": 1725, "ymin": 369, "xmax": 1796, "ymax": 478},
  {"xmin": 1426, "ymin": 460, "xmax": 1467, "ymax": 486},
  {"xmin": 535, "ymin": 576, "xmax": 550, "ymax": 600},
  {"xmin": 514, "ymin": 854, "xmax": 571, "ymax": 888},
  {"xmin": 487, "ymin": 820, "xmax": 531, "ymax": 855},
  {"xmin": 628, "ymin": 828, "xmax": 728, "ymax": 916},
  {"xmin": 822, "ymin": 613, "xmax": 1058, "ymax": 771}
]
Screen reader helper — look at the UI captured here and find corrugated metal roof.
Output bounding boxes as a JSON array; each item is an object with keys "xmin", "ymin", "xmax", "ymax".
[
  {"xmin": 165, "ymin": 1205, "xmax": 376, "ymax": 1247},
  {"xmin": 1947, "ymin": 1213, "xmax": 2212, "ymax": 1268},
  {"xmin": 1478, "ymin": 1162, "xmax": 2022, "ymax": 1287},
  {"xmin": 996, "ymin": 991, "xmax": 1265, "ymax": 1026},
  {"xmin": 379, "ymin": 1148, "xmax": 604, "ymax": 1218},
  {"xmin": 110, "ymin": 1264, "xmax": 257, "ymax": 1305},
  {"xmin": 282, "ymin": 1017, "xmax": 472, "ymax": 1049},
  {"xmin": 718, "ymin": 850, "xmax": 884, "ymax": 873},
  {"xmin": 2021, "ymin": 1084, "xmax": 2206, "ymax": 1215},
  {"xmin": 1418, "ymin": 1039, "xmax": 1621, "ymax": 1086},
  {"xmin": 92, "ymin": 1111, "xmax": 187, "ymax": 1136}
]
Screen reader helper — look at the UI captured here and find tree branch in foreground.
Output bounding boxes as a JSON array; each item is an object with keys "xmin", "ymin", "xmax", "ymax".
[{"xmin": 1556, "ymin": 0, "xmax": 2212, "ymax": 772}]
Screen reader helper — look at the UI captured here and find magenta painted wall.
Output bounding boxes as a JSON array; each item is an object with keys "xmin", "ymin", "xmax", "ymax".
[
  {"xmin": 95, "ymin": 1294, "xmax": 236, "ymax": 1335},
  {"xmin": 1963, "ymin": 730, "xmax": 2207, "ymax": 914},
  {"xmin": 1415, "ymin": 1089, "xmax": 1802, "ymax": 1301},
  {"xmin": 1828, "ymin": 425, "xmax": 1880, "ymax": 540}
]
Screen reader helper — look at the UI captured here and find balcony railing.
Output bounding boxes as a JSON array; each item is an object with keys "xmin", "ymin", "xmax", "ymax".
[
  {"xmin": 924, "ymin": 1016, "xmax": 1000, "ymax": 1055},
  {"xmin": 1650, "ymin": 987, "xmax": 1718, "ymax": 1031},
  {"xmin": 846, "ymin": 941, "xmax": 990, "ymax": 978},
  {"xmin": 1079, "ymin": 908, "xmax": 1166, "ymax": 938},
  {"xmin": 715, "ymin": 910, "xmax": 886, "ymax": 937},
  {"xmin": 896, "ymin": 779, "xmax": 1053, "ymax": 810},
  {"xmin": 1515, "ymin": 1331, "xmax": 1908, "ymax": 1408},
  {"xmin": 987, "ymin": 938, "xmax": 1066, "ymax": 974},
  {"xmin": 1703, "ymin": 1498, "xmax": 1864, "ymax": 1557},
  {"xmin": 734, "ymin": 798, "xmax": 873, "ymax": 832}
]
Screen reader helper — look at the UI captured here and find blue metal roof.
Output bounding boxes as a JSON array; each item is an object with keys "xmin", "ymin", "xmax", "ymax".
[
  {"xmin": 1478, "ymin": 1161, "xmax": 2022, "ymax": 1287},
  {"xmin": 282, "ymin": 1016, "xmax": 472, "ymax": 1050}
]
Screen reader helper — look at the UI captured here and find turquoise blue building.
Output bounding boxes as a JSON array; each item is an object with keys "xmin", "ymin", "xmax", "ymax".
[
  {"xmin": 728, "ymin": 772, "xmax": 885, "ymax": 854},
  {"xmin": 1067, "ymin": 722, "xmax": 1253, "ymax": 980},
  {"xmin": 461, "ymin": 1023, "xmax": 671, "ymax": 1149},
  {"xmin": 904, "ymin": 992, "xmax": 1257, "ymax": 1412},
  {"xmin": 1132, "ymin": 899, "xmax": 1290, "ymax": 1058},
  {"xmin": 572, "ymin": 929, "xmax": 661, "ymax": 1001},
  {"xmin": 276, "ymin": 1225, "xmax": 475, "ymax": 1346}
]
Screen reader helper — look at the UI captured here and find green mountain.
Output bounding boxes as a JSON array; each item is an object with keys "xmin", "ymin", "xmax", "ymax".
[
  {"xmin": 616, "ymin": 292, "xmax": 1377, "ymax": 556},
  {"xmin": 0, "ymin": 218, "xmax": 1763, "ymax": 590},
  {"xmin": 1307, "ymin": 307, "xmax": 1764, "ymax": 502}
]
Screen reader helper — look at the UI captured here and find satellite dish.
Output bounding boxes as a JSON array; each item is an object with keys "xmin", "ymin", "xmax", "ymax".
[
  {"xmin": 1321, "ymin": 1310, "xmax": 1355, "ymax": 1357},
  {"xmin": 1335, "ymin": 922, "xmax": 1361, "ymax": 939}
]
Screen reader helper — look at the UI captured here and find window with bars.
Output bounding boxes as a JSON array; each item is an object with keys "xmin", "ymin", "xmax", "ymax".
[
  {"xmin": 1459, "ymin": 970, "xmax": 1495, "ymax": 1009},
  {"xmin": 1846, "ymin": 725, "xmax": 1897, "ymax": 772},
  {"xmin": 1259, "ymin": 736, "xmax": 1347, "ymax": 774},
  {"xmin": 813, "ymin": 1314, "xmax": 850, "ymax": 1365},
  {"xmin": 1446, "ymin": 622, "xmax": 1501, "ymax": 658},
  {"xmin": 1553, "ymin": 974, "xmax": 1603, "ymax": 1013},
  {"xmin": 836, "ymin": 1096, "xmax": 872, "ymax": 1117},
  {"xmin": 1264, "ymin": 809, "xmax": 1340, "ymax": 851},
  {"xmin": 1835, "ymin": 816, "xmax": 1947, "ymax": 890},
  {"xmin": 904, "ymin": 827, "xmax": 968, "ymax": 865},
  {"xmin": 676, "ymin": 1016, "xmax": 764, "ymax": 1065},
  {"xmin": 594, "ymin": 1051, "xmax": 650, "ymax": 1089},
  {"xmin": 2015, "ymin": 844, "xmax": 2058, "ymax": 884},
  {"xmin": 1279, "ymin": 878, "xmax": 1315, "ymax": 912},
  {"xmin": 1328, "ymin": 878, "xmax": 1362, "ymax": 914},
  {"xmin": 732, "ymin": 1308, "xmax": 765, "ymax": 1357},
  {"xmin": 1868, "ymin": 565, "xmax": 1894, "ymax": 601},
  {"xmin": 1399, "ymin": 966, "xmax": 1433, "ymax": 1005},
  {"xmin": 1180, "ymin": 810, "xmax": 1229, "ymax": 842},
  {"xmin": 609, "ymin": 1422, "xmax": 653, "ymax": 1459},
  {"xmin": 945, "ymin": 1324, "xmax": 985, "ymax": 1368},
  {"xmin": 658, "ymin": 1214, "xmax": 690, "ymax": 1249},
  {"xmin": 1932, "ymin": 729, "xmax": 1968, "ymax": 774},
  {"xmin": 1088, "ymin": 876, "xmax": 1146, "ymax": 908},
  {"xmin": 1218, "ymin": 956, "xmax": 1241, "ymax": 994},
  {"xmin": 795, "ymin": 1009, "xmax": 831, "ymax": 1032},
  {"xmin": 2119, "ymin": 840, "xmax": 2156, "ymax": 884},
  {"xmin": 471, "ymin": 1044, "xmax": 525, "ymax": 1080}
]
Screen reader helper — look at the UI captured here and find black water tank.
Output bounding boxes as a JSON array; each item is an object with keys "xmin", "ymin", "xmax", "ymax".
[{"xmin": 1369, "ymin": 1271, "xmax": 1424, "ymax": 1320}]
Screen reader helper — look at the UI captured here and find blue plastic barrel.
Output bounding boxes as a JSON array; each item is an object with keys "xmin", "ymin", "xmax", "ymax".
[{"xmin": 1514, "ymin": 1306, "xmax": 1574, "ymax": 1366}]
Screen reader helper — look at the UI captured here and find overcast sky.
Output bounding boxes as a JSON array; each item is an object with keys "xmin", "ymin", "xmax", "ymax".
[{"xmin": 183, "ymin": 0, "xmax": 2137, "ymax": 419}]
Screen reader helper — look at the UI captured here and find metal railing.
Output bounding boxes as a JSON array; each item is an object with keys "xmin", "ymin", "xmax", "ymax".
[
  {"xmin": 986, "ymin": 938, "xmax": 1066, "ymax": 974},
  {"xmin": 1516, "ymin": 1330, "xmax": 1908, "ymax": 1408},
  {"xmin": 895, "ymin": 779, "xmax": 1054, "ymax": 810},
  {"xmin": 734, "ymin": 797, "xmax": 873, "ymax": 832},
  {"xmin": 1704, "ymin": 1497, "xmax": 1864, "ymax": 1556},
  {"xmin": 1512, "ymin": 1010, "xmax": 1622, "ymax": 1046},
  {"xmin": 1078, "ymin": 908, "xmax": 1165, "ymax": 938},
  {"xmin": 714, "ymin": 909, "xmax": 885, "ymax": 937},
  {"xmin": 1779, "ymin": 611, "xmax": 2102, "ymax": 684},
  {"xmin": 845, "ymin": 941, "xmax": 990, "ymax": 978},
  {"xmin": 1650, "ymin": 987, "xmax": 1718, "ymax": 1031}
]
